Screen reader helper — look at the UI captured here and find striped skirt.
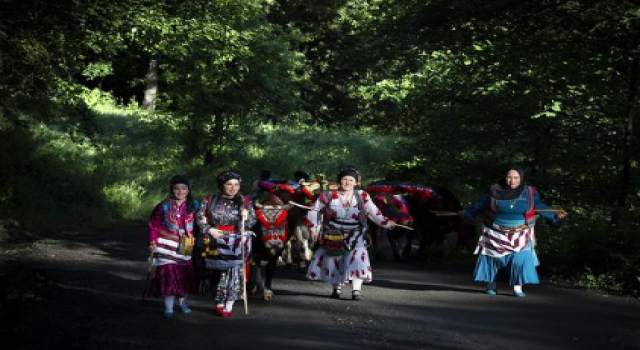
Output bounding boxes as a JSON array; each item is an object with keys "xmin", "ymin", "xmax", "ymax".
[{"xmin": 473, "ymin": 225, "xmax": 540, "ymax": 286}]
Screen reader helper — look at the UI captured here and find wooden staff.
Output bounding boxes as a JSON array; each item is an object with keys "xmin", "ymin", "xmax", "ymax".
[
  {"xmin": 394, "ymin": 223, "xmax": 415, "ymax": 231},
  {"xmin": 140, "ymin": 248, "xmax": 155, "ymax": 307},
  {"xmin": 535, "ymin": 209, "xmax": 561, "ymax": 212},
  {"xmin": 240, "ymin": 214, "xmax": 249, "ymax": 315},
  {"xmin": 428, "ymin": 210, "xmax": 463, "ymax": 216},
  {"xmin": 289, "ymin": 200, "xmax": 314, "ymax": 210}
]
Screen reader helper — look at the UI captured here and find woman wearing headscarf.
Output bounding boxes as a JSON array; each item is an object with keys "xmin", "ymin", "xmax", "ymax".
[
  {"xmin": 147, "ymin": 175, "xmax": 199, "ymax": 318},
  {"xmin": 197, "ymin": 171, "xmax": 256, "ymax": 317},
  {"xmin": 463, "ymin": 166, "xmax": 568, "ymax": 297},
  {"xmin": 306, "ymin": 166, "xmax": 396, "ymax": 300}
]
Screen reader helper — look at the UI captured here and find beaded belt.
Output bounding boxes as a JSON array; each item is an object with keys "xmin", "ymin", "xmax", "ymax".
[{"xmin": 485, "ymin": 222, "xmax": 529, "ymax": 232}]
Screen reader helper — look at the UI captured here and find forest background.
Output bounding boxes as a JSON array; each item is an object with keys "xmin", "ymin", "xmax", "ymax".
[{"xmin": 0, "ymin": 0, "xmax": 638, "ymax": 295}]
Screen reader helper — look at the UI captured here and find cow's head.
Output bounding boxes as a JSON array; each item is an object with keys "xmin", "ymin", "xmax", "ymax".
[
  {"xmin": 253, "ymin": 192, "xmax": 292, "ymax": 211},
  {"xmin": 299, "ymin": 179, "xmax": 323, "ymax": 194}
]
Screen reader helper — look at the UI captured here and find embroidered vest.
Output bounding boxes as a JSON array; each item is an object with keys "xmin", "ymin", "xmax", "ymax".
[
  {"xmin": 201, "ymin": 194, "xmax": 252, "ymax": 263},
  {"xmin": 155, "ymin": 200, "xmax": 200, "ymax": 261},
  {"xmin": 202, "ymin": 194, "xmax": 249, "ymax": 227},
  {"xmin": 318, "ymin": 190, "xmax": 368, "ymax": 254},
  {"xmin": 487, "ymin": 186, "xmax": 536, "ymax": 227},
  {"xmin": 319, "ymin": 189, "xmax": 367, "ymax": 226}
]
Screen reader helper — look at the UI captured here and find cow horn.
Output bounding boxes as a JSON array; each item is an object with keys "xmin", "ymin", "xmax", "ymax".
[{"xmin": 301, "ymin": 180, "xmax": 329, "ymax": 186}]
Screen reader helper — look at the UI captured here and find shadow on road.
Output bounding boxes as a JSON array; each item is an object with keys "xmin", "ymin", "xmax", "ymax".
[{"xmin": 371, "ymin": 279, "xmax": 480, "ymax": 294}]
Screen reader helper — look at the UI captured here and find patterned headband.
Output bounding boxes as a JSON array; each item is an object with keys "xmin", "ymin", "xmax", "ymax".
[{"xmin": 217, "ymin": 171, "xmax": 242, "ymax": 189}]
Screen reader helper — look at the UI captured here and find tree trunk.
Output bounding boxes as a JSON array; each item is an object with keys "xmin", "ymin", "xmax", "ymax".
[
  {"xmin": 204, "ymin": 111, "xmax": 227, "ymax": 165},
  {"xmin": 613, "ymin": 56, "xmax": 639, "ymax": 224},
  {"xmin": 142, "ymin": 57, "xmax": 159, "ymax": 112}
]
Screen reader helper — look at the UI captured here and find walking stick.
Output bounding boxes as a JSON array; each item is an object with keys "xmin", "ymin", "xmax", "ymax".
[
  {"xmin": 240, "ymin": 215, "xmax": 249, "ymax": 315},
  {"xmin": 394, "ymin": 223, "xmax": 415, "ymax": 231},
  {"xmin": 428, "ymin": 210, "xmax": 463, "ymax": 216},
  {"xmin": 140, "ymin": 248, "xmax": 155, "ymax": 307}
]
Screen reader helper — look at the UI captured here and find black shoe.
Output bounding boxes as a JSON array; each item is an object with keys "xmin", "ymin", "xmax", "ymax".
[
  {"xmin": 330, "ymin": 289, "xmax": 342, "ymax": 299},
  {"xmin": 352, "ymin": 290, "xmax": 362, "ymax": 300}
]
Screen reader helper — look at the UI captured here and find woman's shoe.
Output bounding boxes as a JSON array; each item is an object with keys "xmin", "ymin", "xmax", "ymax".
[
  {"xmin": 215, "ymin": 305, "xmax": 224, "ymax": 315},
  {"xmin": 352, "ymin": 290, "xmax": 362, "ymax": 300},
  {"xmin": 486, "ymin": 289, "xmax": 498, "ymax": 295},
  {"xmin": 220, "ymin": 311, "xmax": 233, "ymax": 318},
  {"xmin": 514, "ymin": 292, "xmax": 526, "ymax": 297},
  {"xmin": 163, "ymin": 311, "xmax": 174, "ymax": 319},
  {"xmin": 330, "ymin": 289, "xmax": 342, "ymax": 299},
  {"xmin": 180, "ymin": 306, "xmax": 192, "ymax": 314}
]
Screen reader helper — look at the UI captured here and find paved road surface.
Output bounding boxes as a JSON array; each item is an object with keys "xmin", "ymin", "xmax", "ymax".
[{"xmin": 1, "ymin": 221, "xmax": 638, "ymax": 350}]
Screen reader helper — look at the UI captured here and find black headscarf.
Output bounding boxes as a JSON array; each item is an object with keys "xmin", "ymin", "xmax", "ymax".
[
  {"xmin": 488, "ymin": 166, "xmax": 525, "ymax": 200},
  {"xmin": 170, "ymin": 174, "xmax": 191, "ymax": 189},
  {"xmin": 169, "ymin": 174, "xmax": 196, "ymax": 214},
  {"xmin": 216, "ymin": 171, "xmax": 244, "ymax": 207},
  {"xmin": 337, "ymin": 166, "xmax": 361, "ymax": 182},
  {"xmin": 216, "ymin": 171, "xmax": 242, "ymax": 191}
]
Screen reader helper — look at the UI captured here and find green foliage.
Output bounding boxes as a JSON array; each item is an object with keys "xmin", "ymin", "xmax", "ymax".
[
  {"xmin": 234, "ymin": 123, "xmax": 398, "ymax": 184},
  {"xmin": 537, "ymin": 210, "xmax": 640, "ymax": 295},
  {"xmin": 0, "ymin": 94, "xmax": 401, "ymax": 232},
  {"xmin": 82, "ymin": 62, "xmax": 114, "ymax": 81},
  {"xmin": 0, "ymin": 103, "xmax": 108, "ymax": 231},
  {"xmin": 1, "ymin": 0, "xmax": 638, "ymax": 295}
]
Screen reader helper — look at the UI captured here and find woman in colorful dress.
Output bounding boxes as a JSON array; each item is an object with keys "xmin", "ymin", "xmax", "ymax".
[
  {"xmin": 306, "ymin": 166, "xmax": 396, "ymax": 300},
  {"xmin": 197, "ymin": 171, "xmax": 256, "ymax": 317},
  {"xmin": 148, "ymin": 175, "xmax": 199, "ymax": 318},
  {"xmin": 463, "ymin": 166, "xmax": 568, "ymax": 297}
]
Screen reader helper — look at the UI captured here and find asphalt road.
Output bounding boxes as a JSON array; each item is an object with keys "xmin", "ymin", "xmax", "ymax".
[{"xmin": 1, "ymin": 221, "xmax": 638, "ymax": 350}]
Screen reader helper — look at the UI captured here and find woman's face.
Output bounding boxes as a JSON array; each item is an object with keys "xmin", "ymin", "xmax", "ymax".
[
  {"xmin": 505, "ymin": 170, "xmax": 521, "ymax": 189},
  {"xmin": 222, "ymin": 179, "xmax": 241, "ymax": 197},
  {"xmin": 172, "ymin": 184, "xmax": 190, "ymax": 201},
  {"xmin": 339, "ymin": 176, "xmax": 357, "ymax": 192}
]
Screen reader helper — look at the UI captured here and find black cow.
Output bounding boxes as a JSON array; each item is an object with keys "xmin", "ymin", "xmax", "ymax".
[
  {"xmin": 367, "ymin": 181, "xmax": 475, "ymax": 261},
  {"xmin": 249, "ymin": 192, "xmax": 293, "ymax": 300}
]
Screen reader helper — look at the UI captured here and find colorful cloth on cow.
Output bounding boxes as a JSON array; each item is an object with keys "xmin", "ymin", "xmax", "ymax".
[
  {"xmin": 255, "ymin": 206, "xmax": 289, "ymax": 251},
  {"xmin": 197, "ymin": 194, "xmax": 256, "ymax": 301},
  {"xmin": 464, "ymin": 185, "xmax": 558, "ymax": 286},
  {"xmin": 306, "ymin": 189, "xmax": 393, "ymax": 285},
  {"xmin": 148, "ymin": 199, "xmax": 200, "ymax": 297},
  {"xmin": 367, "ymin": 182, "xmax": 445, "ymax": 206},
  {"xmin": 371, "ymin": 193, "xmax": 413, "ymax": 223}
]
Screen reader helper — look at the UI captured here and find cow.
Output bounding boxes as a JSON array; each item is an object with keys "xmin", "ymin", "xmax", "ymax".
[
  {"xmin": 256, "ymin": 175, "xmax": 338, "ymax": 271},
  {"xmin": 366, "ymin": 181, "xmax": 475, "ymax": 262},
  {"xmin": 248, "ymin": 177, "xmax": 329, "ymax": 299},
  {"xmin": 250, "ymin": 192, "xmax": 292, "ymax": 300}
]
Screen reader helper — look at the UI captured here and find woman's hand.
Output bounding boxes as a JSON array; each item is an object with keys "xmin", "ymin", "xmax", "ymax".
[
  {"xmin": 208, "ymin": 228, "xmax": 223, "ymax": 239},
  {"xmin": 149, "ymin": 242, "xmax": 156, "ymax": 253},
  {"xmin": 387, "ymin": 221, "xmax": 397, "ymax": 230},
  {"xmin": 241, "ymin": 209, "xmax": 248, "ymax": 221},
  {"xmin": 310, "ymin": 230, "xmax": 318, "ymax": 242},
  {"xmin": 556, "ymin": 209, "xmax": 568, "ymax": 220}
]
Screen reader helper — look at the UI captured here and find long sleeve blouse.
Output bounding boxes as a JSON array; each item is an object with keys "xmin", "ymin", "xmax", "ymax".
[
  {"xmin": 464, "ymin": 186, "xmax": 557, "ymax": 227},
  {"xmin": 306, "ymin": 190, "xmax": 393, "ymax": 232}
]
